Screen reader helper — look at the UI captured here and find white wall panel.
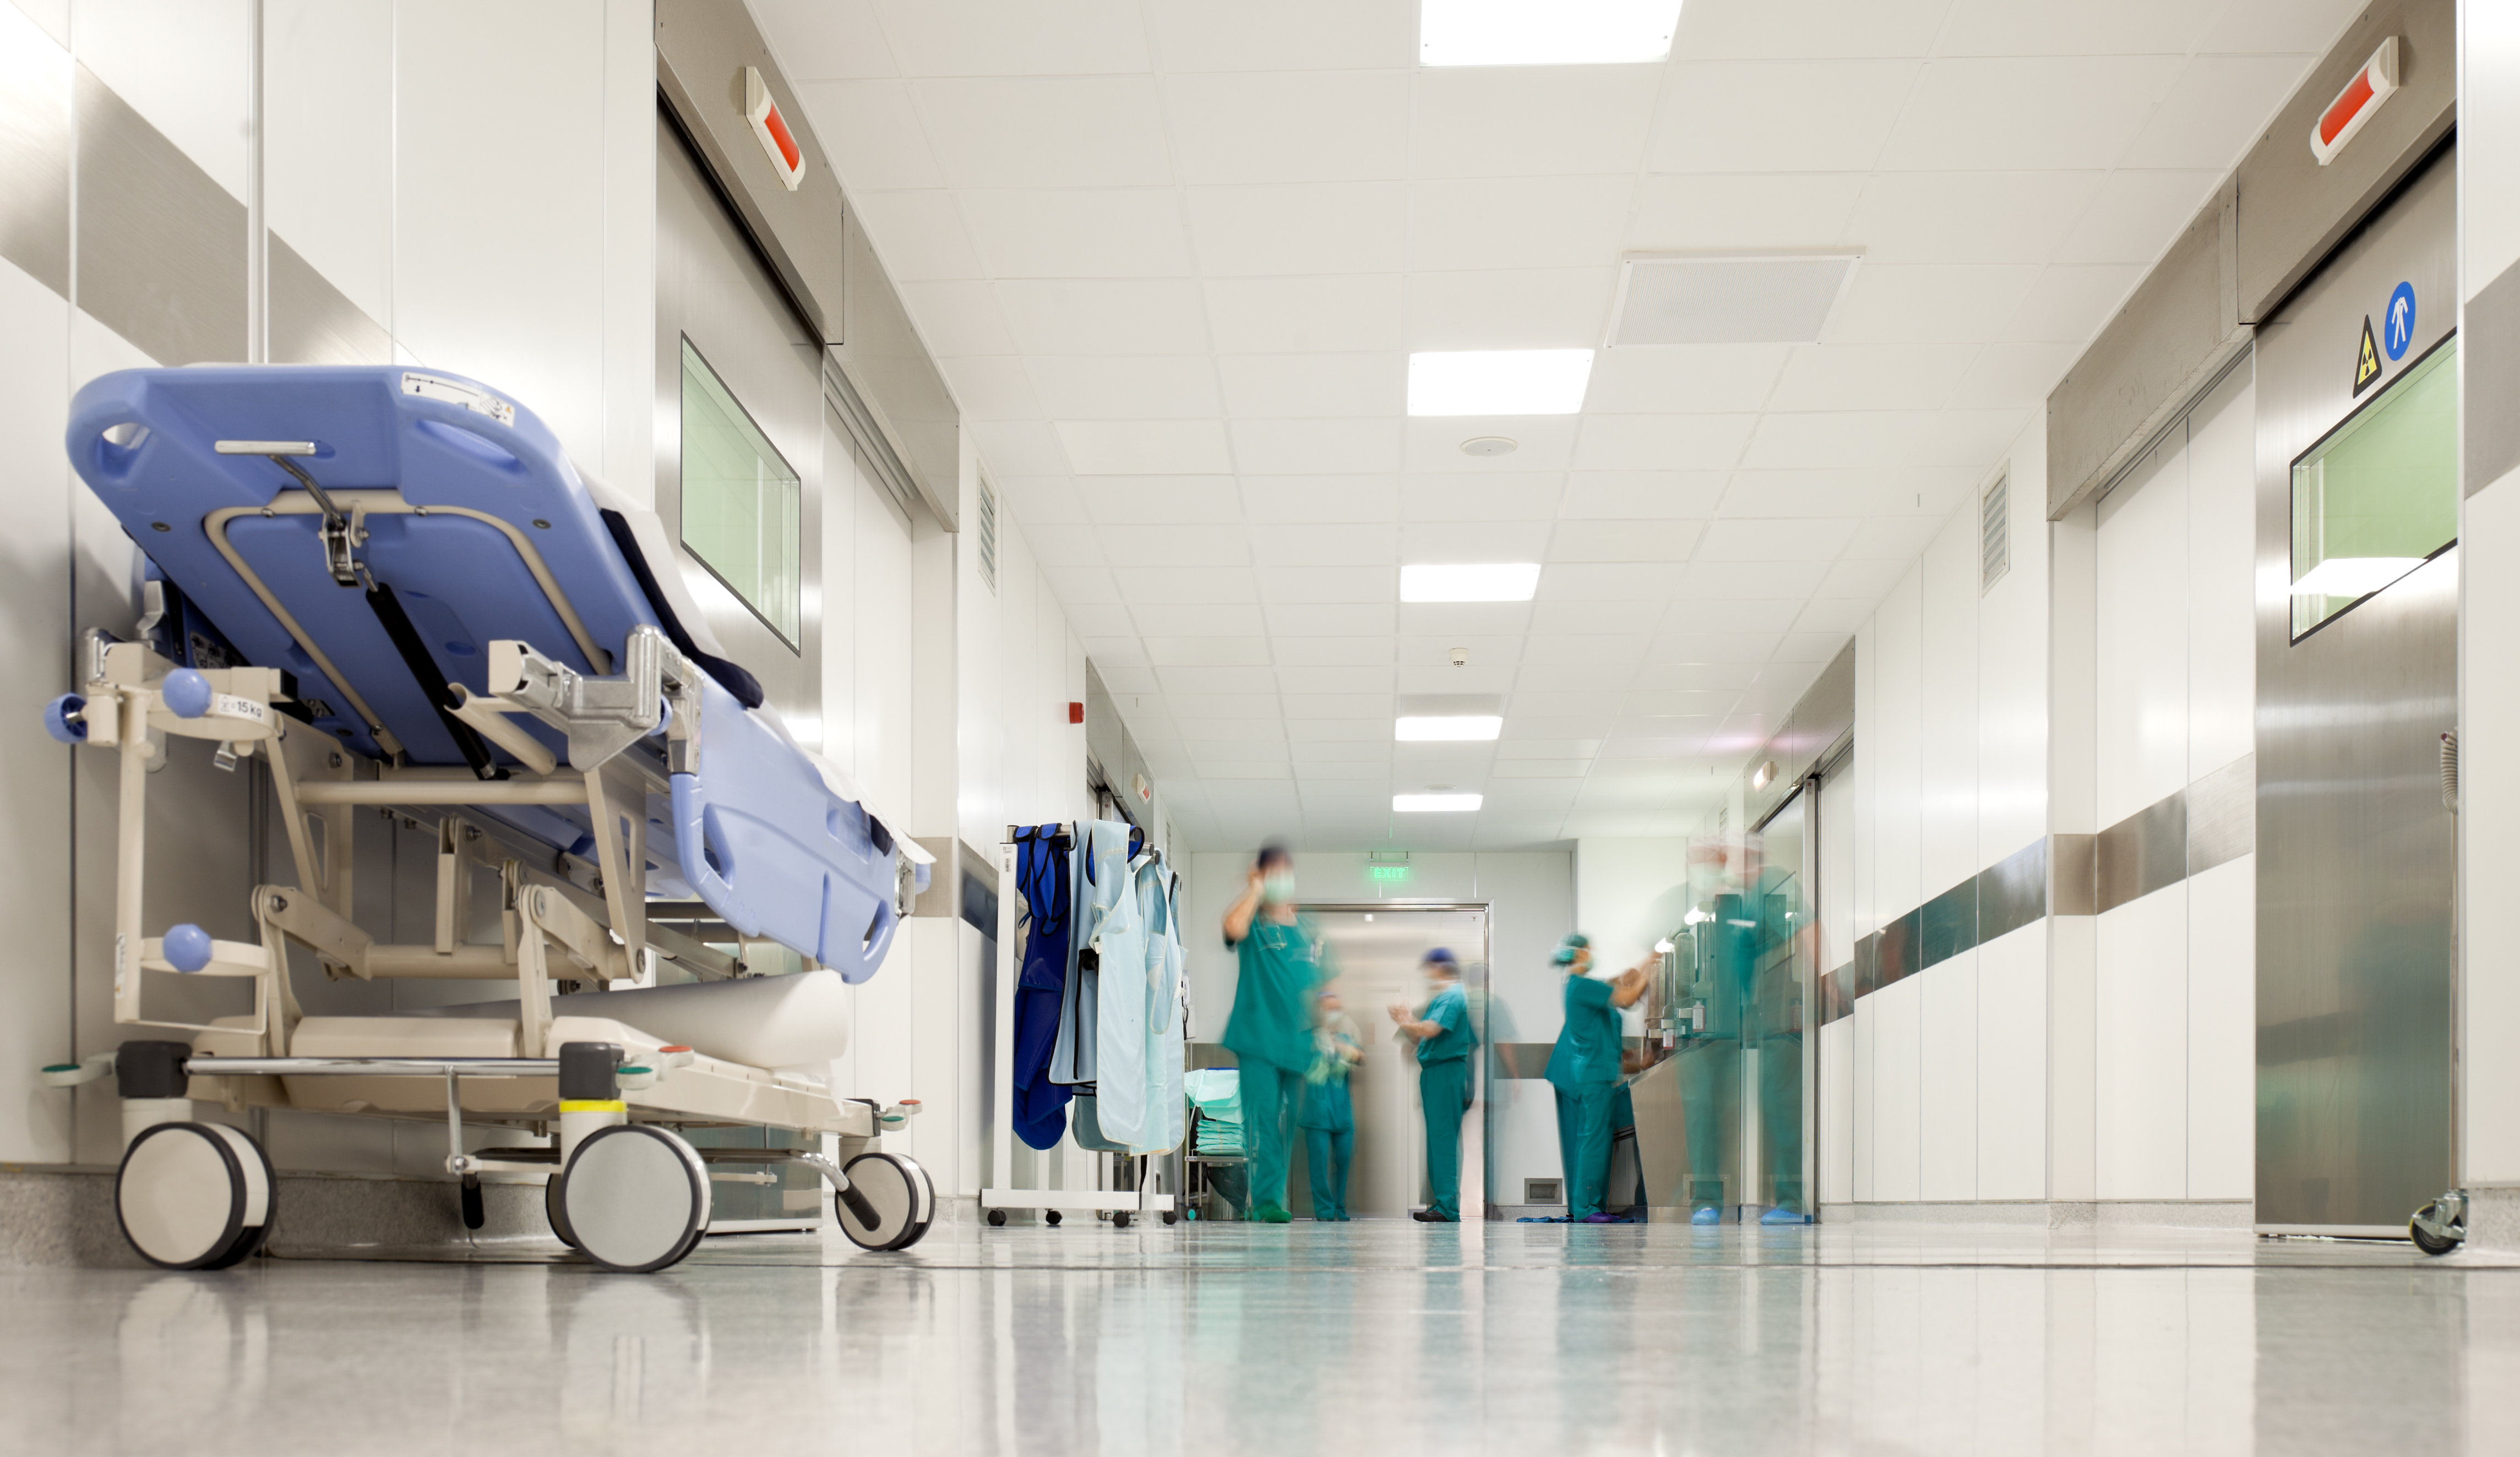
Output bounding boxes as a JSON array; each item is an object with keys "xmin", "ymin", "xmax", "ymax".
[
  {"xmin": 264, "ymin": 0, "xmax": 394, "ymax": 326},
  {"xmin": 1853, "ymin": 994, "xmax": 1877, "ymax": 1202},
  {"xmin": 2094, "ymin": 434, "xmax": 2190, "ymax": 825},
  {"xmin": 1821, "ymin": 1017, "xmax": 1854, "ymax": 1204},
  {"xmin": 1980, "ymin": 423, "xmax": 2050, "ymax": 864},
  {"xmin": 2095, "ymin": 883, "xmax": 2189, "ymax": 1199},
  {"xmin": 2184, "ymin": 362, "xmax": 2256, "ymax": 781},
  {"xmin": 1919, "ymin": 952, "xmax": 1979, "ymax": 1202},
  {"xmin": 2465, "ymin": 473, "xmax": 2520, "ymax": 1184},
  {"xmin": 1918, "ymin": 512, "xmax": 1980, "ymax": 896},
  {"xmin": 1873, "ymin": 569, "xmax": 1924, "ymax": 918},
  {"xmin": 2185, "ymin": 853, "xmax": 2254, "ymax": 1199},
  {"xmin": 1976, "ymin": 921, "xmax": 2048, "ymax": 1199},
  {"xmin": 1872, "ymin": 974, "xmax": 1923, "ymax": 1202},
  {"xmin": 1852, "ymin": 618, "xmax": 1877, "ymax": 941}
]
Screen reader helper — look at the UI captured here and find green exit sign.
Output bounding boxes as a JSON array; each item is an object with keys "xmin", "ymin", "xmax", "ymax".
[{"xmin": 1370, "ymin": 865, "xmax": 1409, "ymax": 882}]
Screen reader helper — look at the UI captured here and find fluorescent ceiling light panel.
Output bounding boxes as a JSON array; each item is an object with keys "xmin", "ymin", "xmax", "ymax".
[
  {"xmin": 2291, "ymin": 556, "xmax": 2426, "ymax": 597},
  {"xmin": 1400, "ymin": 563, "xmax": 1542, "ymax": 602},
  {"xmin": 1394, "ymin": 793, "xmax": 1484, "ymax": 812},
  {"xmin": 1420, "ymin": 0, "xmax": 1683, "ymax": 67},
  {"xmin": 1612, "ymin": 255, "xmax": 1859, "ymax": 346},
  {"xmin": 1396, "ymin": 715, "xmax": 1503, "ymax": 741},
  {"xmin": 1407, "ymin": 350, "xmax": 1594, "ymax": 416}
]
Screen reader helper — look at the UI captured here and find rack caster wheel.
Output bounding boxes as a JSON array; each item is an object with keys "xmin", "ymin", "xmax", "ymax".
[
  {"xmin": 560, "ymin": 1125, "xmax": 709, "ymax": 1273},
  {"xmin": 835, "ymin": 1152, "xmax": 934, "ymax": 1251},
  {"xmin": 1162, "ymin": 1211, "xmax": 1178, "ymax": 1225},
  {"xmin": 1113, "ymin": 1211, "xmax": 1131, "ymax": 1229},
  {"xmin": 116, "ymin": 1122, "xmax": 277, "ymax": 1270},
  {"xmin": 2412, "ymin": 1197, "xmax": 2466, "ymax": 1256},
  {"xmin": 986, "ymin": 1207, "xmax": 1007, "ymax": 1227},
  {"xmin": 1045, "ymin": 1209, "xmax": 1063, "ymax": 1227}
]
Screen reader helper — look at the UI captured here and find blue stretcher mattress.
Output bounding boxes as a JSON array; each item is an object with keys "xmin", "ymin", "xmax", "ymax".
[{"xmin": 64, "ymin": 364, "xmax": 909, "ymax": 984}]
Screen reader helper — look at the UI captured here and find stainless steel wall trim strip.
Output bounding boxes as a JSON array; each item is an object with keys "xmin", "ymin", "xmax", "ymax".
[
  {"xmin": 269, "ymin": 233, "xmax": 390, "ymax": 366},
  {"xmin": 1918, "ymin": 877, "xmax": 1977, "ymax": 969},
  {"xmin": 1976, "ymin": 838, "xmax": 2050, "ymax": 946},
  {"xmin": 0, "ymin": 16, "xmax": 71, "ymax": 298},
  {"xmin": 74, "ymin": 66, "xmax": 246, "ymax": 367},
  {"xmin": 2097, "ymin": 790, "xmax": 2187, "ymax": 913},
  {"xmin": 2185, "ymin": 753, "xmax": 2256, "ymax": 878},
  {"xmin": 2050, "ymin": 833, "xmax": 2097, "ymax": 916}
]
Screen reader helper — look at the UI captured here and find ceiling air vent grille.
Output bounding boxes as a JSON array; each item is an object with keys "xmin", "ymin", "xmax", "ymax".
[
  {"xmin": 1980, "ymin": 472, "xmax": 2010, "ymax": 594},
  {"xmin": 977, "ymin": 474, "xmax": 999, "ymax": 594}
]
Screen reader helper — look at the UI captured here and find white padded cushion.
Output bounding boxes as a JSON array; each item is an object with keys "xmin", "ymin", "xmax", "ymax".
[{"xmin": 399, "ymin": 970, "xmax": 852, "ymax": 1069}]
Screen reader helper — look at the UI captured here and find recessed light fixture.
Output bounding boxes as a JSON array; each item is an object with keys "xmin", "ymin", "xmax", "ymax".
[
  {"xmin": 1611, "ymin": 253, "xmax": 1860, "ymax": 346},
  {"xmin": 1400, "ymin": 562, "xmax": 1541, "ymax": 602},
  {"xmin": 2291, "ymin": 556, "xmax": 2426, "ymax": 597},
  {"xmin": 1395, "ymin": 793, "xmax": 1483, "ymax": 812},
  {"xmin": 1420, "ymin": 0, "xmax": 1683, "ymax": 67},
  {"xmin": 1460, "ymin": 436, "xmax": 1517, "ymax": 456},
  {"xmin": 1407, "ymin": 350, "xmax": 1593, "ymax": 416},
  {"xmin": 1396, "ymin": 716, "xmax": 1503, "ymax": 741}
]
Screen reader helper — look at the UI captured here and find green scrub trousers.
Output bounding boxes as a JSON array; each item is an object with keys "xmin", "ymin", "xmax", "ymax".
[
  {"xmin": 1242, "ymin": 1058, "xmax": 1302, "ymax": 1216},
  {"xmin": 1418, "ymin": 1056, "xmax": 1471, "ymax": 1219},
  {"xmin": 1299, "ymin": 1071, "xmax": 1354, "ymax": 1220},
  {"xmin": 1561, "ymin": 1082, "xmax": 1618, "ymax": 1218}
]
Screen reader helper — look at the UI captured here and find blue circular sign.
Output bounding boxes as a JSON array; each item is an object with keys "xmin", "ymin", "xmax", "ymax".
[{"xmin": 2385, "ymin": 281, "xmax": 2417, "ymax": 361}]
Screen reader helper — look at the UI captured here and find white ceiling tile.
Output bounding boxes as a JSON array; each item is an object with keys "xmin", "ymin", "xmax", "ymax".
[
  {"xmin": 2196, "ymin": 0, "xmax": 2363, "ymax": 53},
  {"xmin": 1280, "ymin": 665, "xmax": 1397, "ymax": 694},
  {"xmin": 1271, "ymin": 602, "xmax": 1396, "ymax": 635},
  {"xmin": 1274, "ymin": 635, "xmax": 1395, "ymax": 665},
  {"xmin": 1520, "ymin": 634, "xmax": 1650, "ymax": 668},
  {"xmin": 1495, "ymin": 738, "xmax": 1601, "ymax": 759},
  {"xmin": 940, "ymin": 356, "xmax": 1044, "ymax": 419},
  {"xmin": 1695, "ymin": 517, "xmax": 1862, "ymax": 562},
  {"xmin": 1064, "ymin": 602, "xmax": 1137, "ymax": 637},
  {"xmin": 1055, "ymin": 420, "xmax": 1234, "ymax": 475},
  {"xmin": 1837, "ymin": 515, "xmax": 1952, "ymax": 560},
  {"xmin": 1397, "ymin": 602, "xmax": 1533, "ymax": 636},
  {"xmin": 1528, "ymin": 599, "xmax": 1668, "ymax": 635},
  {"xmin": 1404, "ymin": 268, "xmax": 1619, "ymax": 350},
  {"xmin": 999, "ymin": 475, "xmax": 1088, "ymax": 523},
  {"xmin": 1247, "ymin": 523, "xmax": 1400, "ymax": 567},
  {"xmin": 1794, "ymin": 598, "xmax": 1881, "ymax": 633},
  {"xmin": 1536, "ymin": 563, "xmax": 1685, "ymax": 600},
  {"xmin": 959, "ymin": 189, "xmax": 1193, "ymax": 278},
  {"xmin": 1822, "ymin": 265, "xmax": 2042, "ymax": 344},
  {"xmin": 1411, "ymin": 68, "xmax": 1663, "ymax": 178},
  {"xmin": 1217, "ymin": 353, "xmax": 1406, "ymax": 418},
  {"xmin": 1585, "ymin": 347, "xmax": 1789, "ymax": 415},
  {"xmin": 898, "ymin": 281, "xmax": 1019, "ymax": 356},
  {"xmin": 1027, "ymin": 357, "xmax": 1221, "ymax": 419},
  {"xmin": 1649, "ymin": 62, "xmax": 1920, "ymax": 173},
  {"xmin": 1205, "ymin": 276, "xmax": 1407, "ymax": 353},
  {"xmin": 1880, "ymin": 58, "xmax": 2185, "ymax": 173},
  {"xmin": 1232, "ymin": 418, "xmax": 1405, "ymax": 474},
  {"xmin": 1041, "ymin": 565, "xmax": 1123, "ymax": 603},
  {"xmin": 1674, "ymin": 560, "xmax": 1831, "ymax": 597},
  {"xmin": 1765, "ymin": 344, "xmax": 1976, "ymax": 412},
  {"xmin": 1504, "ymin": 713, "xmax": 1615, "ymax": 739},
  {"xmin": 1999, "ymin": 265, "xmax": 2144, "ymax": 342},
  {"xmin": 1632, "ymin": 661, "xmax": 1760, "ymax": 692},
  {"xmin": 1162, "ymin": 72, "xmax": 1410, "ymax": 183},
  {"xmin": 1297, "ymin": 761, "xmax": 1397, "ymax": 781},
  {"xmin": 1741, "ymin": 408, "xmax": 2028, "ymax": 470},
  {"xmin": 1625, "ymin": 690, "xmax": 1743, "ymax": 718},
  {"xmin": 1095, "ymin": 663, "xmax": 1160, "ymax": 694},
  {"xmin": 1627, "ymin": 173, "xmax": 1869, "ymax": 253},
  {"xmin": 1609, "ymin": 713, "xmax": 1721, "ymax": 741},
  {"xmin": 756, "ymin": 0, "xmax": 897, "ymax": 79},
  {"xmin": 1099, "ymin": 524, "xmax": 1250, "ymax": 567},
  {"xmin": 1130, "ymin": 603, "xmax": 1269, "ymax": 637},
  {"xmin": 1559, "ymin": 472, "xmax": 1728, "ymax": 519},
  {"xmin": 1662, "ymin": 597, "xmax": 1808, "ymax": 634},
  {"xmin": 1773, "ymin": 630, "xmax": 1853, "ymax": 662},
  {"xmin": 854, "ymin": 197, "xmax": 988, "ymax": 291},
  {"xmin": 875, "ymin": 2, "xmax": 1151, "ymax": 76},
  {"xmin": 1716, "ymin": 468, "xmax": 1975, "ymax": 517},
  {"xmin": 1258, "ymin": 566, "xmax": 1400, "ymax": 602},
  {"xmin": 2052, "ymin": 171, "xmax": 2223, "ymax": 266},
  {"xmin": 1401, "ymin": 520, "xmax": 1558, "ymax": 563},
  {"xmin": 1846, "ymin": 172, "xmax": 2107, "ymax": 266},
  {"xmin": 1672, "ymin": 0, "xmax": 1950, "ymax": 58},
  {"xmin": 1648, "ymin": 632, "xmax": 1783, "ymax": 665},
  {"xmin": 1145, "ymin": 0, "xmax": 1414, "ymax": 71},
  {"xmin": 997, "ymin": 281, "xmax": 1212, "ymax": 354},
  {"xmin": 1242, "ymin": 476, "xmax": 1402, "ymax": 522},
  {"xmin": 1081, "ymin": 635, "xmax": 1146, "ymax": 664},
  {"xmin": 1815, "ymin": 556, "xmax": 1914, "ymax": 598},
  {"xmin": 1164, "ymin": 693, "xmax": 1281, "ymax": 719},
  {"xmin": 1290, "ymin": 739, "xmax": 1393, "ymax": 762},
  {"xmin": 1405, "ymin": 418, "xmax": 1581, "ymax": 472},
  {"xmin": 913, "ymin": 78, "xmax": 1172, "ymax": 189},
  {"xmin": 1397, "ymin": 664, "xmax": 1515, "ymax": 694},
  {"xmin": 1398, "ymin": 473, "xmax": 1565, "ymax": 521},
  {"xmin": 971, "ymin": 419, "xmax": 1074, "ymax": 476},
  {"xmin": 1077, "ymin": 477, "xmax": 1244, "ymax": 523},
  {"xmin": 1283, "ymin": 696, "xmax": 1398, "ymax": 721},
  {"xmin": 1396, "ymin": 633, "xmax": 1523, "ymax": 667},
  {"xmin": 1933, "ymin": 0, "xmax": 2214, "ymax": 55},
  {"xmin": 1187, "ymin": 183, "xmax": 1408, "ymax": 276},
  {"xmin": 1489, "ymin": 759, "xmax": 1592, "ymax": 779},
  {"xmin": 1146, "ymin": 636, "xmax": 1272, "ymax": 666},
  {"xmin": 1548, "ymin": 519, "xmax": 1706, "ymax": 563},
  {"xmin": 1195, "ymin": 760, "xmax": 1294, "ymax": 779},
  {"xmin": 1283, "ymin": 694, "xmax": 1395, "ymax": 720},
  {"xmin": 1946, "ymin": 341, "xmax": 2084, "ymax": 409},
  {"xmin": 1409, "ymin": 176, "xmax": 1636, "ymax": 272},
  {"xmin": 1025, "ymin": 523, "xmax": 1109, "ymax": 566},
  {"xmin": 789, "ymin": 81, "xmax": 940, "ymax": 190},
  {"xmin": 1163, "ymin": 665, "xmax": 1275, "ymax": 694},
  {"xmin": 1123, "ymin": 567, "xmax": 1260, "ymax": 604},
  {"xmin": 1572, "ymin": 414, "xmax": 1757, "ymax": 471}
]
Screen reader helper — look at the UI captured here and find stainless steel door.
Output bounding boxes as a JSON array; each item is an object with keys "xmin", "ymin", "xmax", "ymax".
[
  {"xmin": 1302, "ymin": 907, "xmax": 1488, "ymax": 1219},
  {"xmin": 2254, "ymin": 147, "xmax": 2458, "ymax": 1234}
]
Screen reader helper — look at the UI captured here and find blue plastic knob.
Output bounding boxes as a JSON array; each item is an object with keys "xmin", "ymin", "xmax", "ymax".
[
  {"xmin": 162, "ymin": 669, "xmax": 213, "ymax": 719},
  {"xmin": 41, "ymin": 694, "xmax": 87, "ymax": 745},
  {"xmin": 162, "ymin": 923, "xmax": 213, "ymax": 973}
]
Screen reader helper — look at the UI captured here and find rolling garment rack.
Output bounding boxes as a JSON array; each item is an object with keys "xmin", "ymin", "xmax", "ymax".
[{"xmin": 983, "ymin": 822, "xmax": 1179, "ymax": 1227}]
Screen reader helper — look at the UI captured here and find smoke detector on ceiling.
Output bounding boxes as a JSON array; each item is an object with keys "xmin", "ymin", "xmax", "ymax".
[
  {"xmin": 1610, "ymin": 252, "xmax": 1862, "ymax": 346},
  {"xmin": 1459, "ymin": 436, "xmax": 1517, "ymax": 456}
]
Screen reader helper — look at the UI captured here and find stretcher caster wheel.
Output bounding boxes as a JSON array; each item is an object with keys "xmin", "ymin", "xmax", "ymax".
[
  {"xmin": 1113, "ymin": 1211, "xmax": 1131, "ymax": 1229},
  {"xmin": 986, "ymin": 1208, "xmax": 1007, "ymax": 1227},
  {"xmin": 545, "ymin": 1174, "xmax": 579, "ymax": 1248},
  {"xmin": 459, "ymin": 1174, "xmax": 485, "ymax": 1231},
  {"xmin": 1045, "ymin": 1210, "xmax": 1063, "ymax": 1227},
  {"xmin": 835, "ymin": 1152, "xmax": 934, "ymax": 1251},
  {"xmin": 1162, "ymin": 1212, "xmax": 1178, "ymax": 1225},
  {"xmin": 116, "ymin": 1122, "xmax": 276, "ymax": 1270},
  {"xmin": 560, "ymin": 1125, "xmax": 710, "ymax": 1273}
]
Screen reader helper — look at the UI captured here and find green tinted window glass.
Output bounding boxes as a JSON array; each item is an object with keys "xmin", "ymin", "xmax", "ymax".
[
  {"xmin": 2290, "ymin": 339, "xmax": 2457, "ymax": 638},
  {"xmin": 679, "ymin": 338, "xmax": 801, "ymax": 645}
]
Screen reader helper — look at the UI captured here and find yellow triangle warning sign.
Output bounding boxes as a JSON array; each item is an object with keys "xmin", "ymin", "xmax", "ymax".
[{"xmin": 2354, "ymin": 315, "xmax": 2383, "ymax": 394}]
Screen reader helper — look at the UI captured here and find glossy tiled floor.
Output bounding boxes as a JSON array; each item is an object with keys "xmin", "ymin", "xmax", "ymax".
[{"xmin": 7, "ymin": 1217, "xmax": 2516, "ymax": 1454}]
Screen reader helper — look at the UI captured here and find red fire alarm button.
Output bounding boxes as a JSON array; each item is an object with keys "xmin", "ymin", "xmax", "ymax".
[{"xmin": 1068, "ymin": 702, "xmax": 1085, "ymax": 724}]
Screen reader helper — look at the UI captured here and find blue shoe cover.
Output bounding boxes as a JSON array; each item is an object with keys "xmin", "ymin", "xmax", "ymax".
[{"xmin": 1691, "ymin": 1206, "xmax": 1722, "ymax": 1226}]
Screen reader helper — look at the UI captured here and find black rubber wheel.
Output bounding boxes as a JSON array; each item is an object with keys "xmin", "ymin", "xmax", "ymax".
[
  {"xmin": 1045, "ymin": 1209, "xmax": 1063, "ymax": 1227},
  {"xmin": 987, "ymin": 1207, "xmax": 1007, "ymax": 1226},
  {"xmin": 1162, "ymin": 1211, "xmax": 1178, "ymax": 1225},
  {"xmin": 459, "ymin": 1175, "xmax": 485, "ymax": 1231},
  {"xmin": 2412, "ymin": 1203, "xmax": 2463, "ymax": 1256},
  {"xmin": 115, "ymin": 1122, "xmax": 277, "ymax": 1271},
  {"xmin": 836, "ymin": 1152, "xmax": 934, "ymax": 1251},
  {"xmin": 560, "ymin": 1125, "xmax": 710, "ymax": 1273},
  {"xmin": 545, "ymin": 1174, "xmax": 579, "ymax": 1248},
  {"xmin": 1113, "ymin": 1211, "xmax": 1131, "ymax": 1229}
]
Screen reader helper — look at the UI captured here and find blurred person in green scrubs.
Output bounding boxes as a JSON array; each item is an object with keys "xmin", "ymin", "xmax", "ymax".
[
  {"xmin": 1549, "ymin": 933, "xmax": 1652, "ymax": 1223},
  {"xmin": 1221, "ymin": 842, "xmax": 1323, "ymax": 1224},
  {"xmin": 1299, "ymin": 987, "xmax": 1363, "ymax": 1220},
  {"xmin": 1390, "ymin": 948, "xmax": 1476, "ymax": 1222}
]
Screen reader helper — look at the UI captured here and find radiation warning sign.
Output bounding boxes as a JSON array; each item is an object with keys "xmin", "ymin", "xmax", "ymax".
[{"xmin": 2354, "ymin": 315, "xmax": 2383, "ymax": 395}]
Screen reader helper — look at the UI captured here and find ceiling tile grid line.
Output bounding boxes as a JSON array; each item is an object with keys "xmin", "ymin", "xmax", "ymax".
[{"xmin": 756, "ymin": 0, "xmax": 2370, "ymax": 849}]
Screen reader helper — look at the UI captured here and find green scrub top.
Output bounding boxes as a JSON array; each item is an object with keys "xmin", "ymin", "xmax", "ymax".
[
  {"xmin": 1552, "ymin": 973, "xmax": 1622, "ymax": 1086},
  {"xmin": 1415, "ymin": 981, "xmax": 1474, "ymax": 1065},
  {"xmin": 1298, "ymin": 1017, "xmax": 1358, "ymax": 1132},
  {"xmin": 1223, "ymin": 914, "xmax": 1322, "ymax": 1071}
]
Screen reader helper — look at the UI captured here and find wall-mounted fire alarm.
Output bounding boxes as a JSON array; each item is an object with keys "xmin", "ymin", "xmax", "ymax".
[{"xmin": 1068, "ymin": 702, "xmax": 1085, "ymax": 724}]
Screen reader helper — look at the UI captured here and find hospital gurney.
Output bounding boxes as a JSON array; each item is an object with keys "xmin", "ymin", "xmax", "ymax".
[{"xmin": 41, "ymin": 364, "xmax": 937, "ymax": 1272}]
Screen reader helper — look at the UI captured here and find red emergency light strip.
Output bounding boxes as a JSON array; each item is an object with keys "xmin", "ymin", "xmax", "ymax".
[
  {"xmin": 2319, "ymin": 70, "xmax": 2375, "ymax": 148},
  {"xmin": 762, "ymin": 104, "xmax": 802, "ymax": 174},
  {"xmin": 2309, "ymin": 38, "xmax": 2398, "ymax": 167}
]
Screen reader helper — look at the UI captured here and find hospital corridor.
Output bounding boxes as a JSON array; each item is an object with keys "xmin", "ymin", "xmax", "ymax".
[{"xmin": 7, "ymin": 0, "xmax": 2520, "ymax": 1451}]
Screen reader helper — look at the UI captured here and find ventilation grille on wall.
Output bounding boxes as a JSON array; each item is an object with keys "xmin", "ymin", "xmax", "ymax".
[
  {"xmin": 1980, "ymin": 471, "xmax": 2010, "ymax": 594},
  {"xmin": 1524, "ymin": 1178, "xmax": 1562, "ymax": 1205},
  {"xmin": 977, "ymin": 474, "xmax": 999, "ymax": 594}
]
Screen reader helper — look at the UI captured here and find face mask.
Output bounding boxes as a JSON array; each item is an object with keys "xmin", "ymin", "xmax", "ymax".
[{"xmin": 1261, "ymin": 871, "xmax": 1296, "ymax": 904}]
